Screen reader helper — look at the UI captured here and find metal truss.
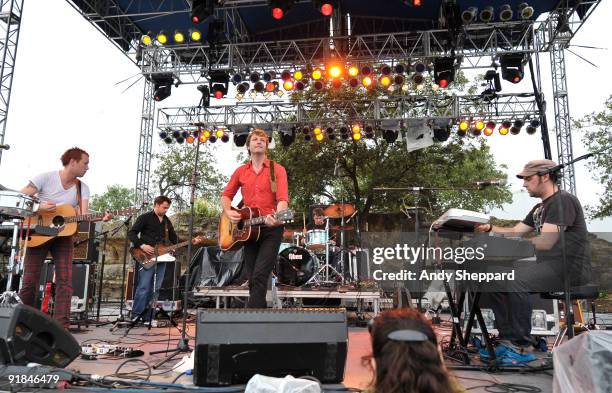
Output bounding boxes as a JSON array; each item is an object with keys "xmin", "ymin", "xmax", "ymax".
[
  {"xmin": 135, "ymin": 80, "xmax": 155, "ymax": 207},
  {"xmin": 141, "ymin": 22, "xmax": 538, "ymax": 84},
  {"xmin": 156, "ymin": 93, "xmax": 540, "ymax": 132},
  {"xmin": 536, "ymin": 0, "xmax": 602, "ymax": 51},
  {"xmin": 0, "ymin": 0, "xmax": 23, "ymax": 166}
]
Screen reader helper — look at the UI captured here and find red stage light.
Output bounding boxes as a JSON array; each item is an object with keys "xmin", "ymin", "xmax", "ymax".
[
  {"xmin": 272, "ymin": 7, "xmax": 284, "ymax": 19},
  {"xmin": 265, "ymin": 82, "xmax": 275, "ymax": 92},
  {"xmin": 321, "ymin": 3, "xmax": 333, "ymax": 16},
  {"xmin": 214, "ymin": 90, "xmax": 223, "ymax": 99},
  {"xmin": 438, "ymin": 79, "xmax": 449, "ymax": 88}
]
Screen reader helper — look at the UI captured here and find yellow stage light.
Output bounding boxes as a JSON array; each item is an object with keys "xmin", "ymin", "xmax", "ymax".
[
  {"xmin": 312, "ymin": 68, "xmax": 323, "ymax": 80},
  {"xmin": 190, "ymin": 29, "xmax": 202, "ymax": 41},
  {"xmin": 156, "ymin": 31, "xmax": 168, "ymax": 44},
  {"xmin": 315, "ymin": 133, "xmax": 324, "ymax": 141},
  {"xmin": 313, "ymin": 127, "xmax": 322, "ymax": 135},
  {"xmin": 141, "ymin": 33, "xmax": 153, "ymax": 46},
  {"xmin": 379, "ymin": 75, "xmax": 392, "ymax": 87},
  {"xmin": 362, "ymin": 76, "xmax": 373, "ymax": 87},
  {"xmin": 174, "ymin": 30, "xmax": 185, "ymax": 43},
  {"xmin": 329, "ymin": 65, "xmax": 342, "ymax": 78},
  {"xmin": 348, "ymin": 66, "xmax": 359, "ymax": 77},
  {"xmin": 293, "ymin": 70, "xmax": 303, "ymax": 80}
]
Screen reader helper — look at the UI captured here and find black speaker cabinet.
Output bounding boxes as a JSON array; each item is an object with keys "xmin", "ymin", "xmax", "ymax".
[
  {"xmin": 194, "ymin": 308, "xmax": 347, "ymax": 386},
  {"xmin": 125, "ymin": 261, "xmax": 181, "ymax": 301},
  {"xmin": 0, "ymin": 304, "xmax": 80, "ymax": 367},
  {"xmin": 38, "ymin": 262, "xmax": 93, "ymax": 312}
]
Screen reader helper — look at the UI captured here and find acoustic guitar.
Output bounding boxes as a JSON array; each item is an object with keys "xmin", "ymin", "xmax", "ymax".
[
  {"xmin": 24, "ymin": 205, "xmax": 137, "ymax": 248},
  {"xmin": 218, "ymin": 207, "xmax": 294, "ymax": 251},
  {"xmin": 130, "ymin": 236, "xmax": 206, "ymax": 270}
]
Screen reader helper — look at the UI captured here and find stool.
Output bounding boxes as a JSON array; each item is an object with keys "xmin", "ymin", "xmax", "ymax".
[{"xmin": 541, "ymin": 284, "xmax": 599, "ymax": 347}]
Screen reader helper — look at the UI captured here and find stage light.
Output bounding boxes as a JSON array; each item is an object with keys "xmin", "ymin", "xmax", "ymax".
[
  {"xmin": 383, "ymin": 129, "xmax": 399, "ymax": 143},
  {"xmin": 159, "ymin": 131, "xmax": 168, "ymax": 139},
  {"xmin": 265, "ymin": 82, "xmax": 275, "ymax": 92},
  {"xmin": 499, "ymin": 120, "xmax": 511, "ymax": 135},
  {"xmin": 480, "ymin": 6, "xmax": 494, "ymax": 22},
  {"xmin": 312, "ymin": 68, "xmax": 323, "ymax": 80},
  {"xmin": 315, "ymin": 1, "xmax": 335, "ymax": 16},
  {"xmin": 434, "ymin": 57, "xmax": 456, "ymax": 88},
  {"xmin": 462, "ymin": 7, "xmax": 477, "ymax": 24},
  {"xmin": 280, "ymin": 128, "xmax": 295, "ymax": 146},
  {"xmin": 484, "ymin": 121, "xmax": 495, "ymax": 136},
  {"xmin": 500, "ymin": 54, "xmax": 524, "ymax": 84},
  {"xmin": 302, "ymin": 126, "xmax": 311, "ymax": 134},
  {"xmin": 186, "ymin": 135, "xmax": 195, "ymax": 144},
  {"xmin": 403, "ymin": 0, "xmax": 422, "ymax": 7},
  {"xmin": 433, "ymin": 125, "xmax": 451, "ymax": 142},
  {"xmin": 360, "ymin": 65, "xmax": 372, "ymax": 76},
  {"xmin": 325, "ymin": 127, "xmax": 335, "ymax": 140},
  {"xmin": 164, "ymin": 137, "xmax": 173, "ymax": 144},
  {"xmin": 329, "ymin": 65, "xmax": 342, "ymax": 78},
  {"xmin": 519, "ymin": 3, "xmax": 534, "ymax": 20},
  {"xmin": 263, "ymin": 71, "xmax": 276, "ymax": 82},
  {"xmin": 394, "ymin": 64, "xmax": 406, "ymax": 74},
  {"xmin": 249, "ymin": 90, "xmax": 257, "ymax": 98},
  {"xmin": 181, "ymin": 130, "xmax": 190, "ymax": 140},
  {"xmin": 348, "ymin": 66, "xmax": 359, "ymax": 77},
  {"xmin": 499, "ymin": 4, "xmax": 513, "ymax": 22},
  {"xmin": 172, "ymin": 130, "xmax": 181, "ymax": 139},
  {"xmin": 270, "ymin": 0, "xmax": 292, "ymax": 20},
  {"xmin": 352, "ymin": 132, "xmax": 362, "ymax": 141},
  {"xmin": 156, "ymin": 31, "xmax": 168, "ymax": 44},
  {"xmin": 295, "ymin": 81, "xmax": 305, "ymax": 90},
  {"xmin": 349, "ymin": 78, "xmax": 359, "ymax": 87},
  {"xmin": 526, "ymin": 119, "xmax": 540, "ymax": 134},
  {"xmin": 190, "ymin": 29, "xmax": 202, "ymax": 41},
  {"xmin": 315, "ymin": 133, "xmax": 325, "ymax": 142},
  {"xmin": 401, "ymin": 83, "xmax": 410, "ymax": 92},
  {"xmin": 209, "ymin": 135, "xmax": 217, "ymax": 143},
  {"xmin": 141, "ymin": 32, "xmax": 153, "ymax": 46},
  {"xmin": 250, "ymin": 72, "xmax": 261, "ymax": 83},
  {"xmin": 413, "ymin": 61, "xmax": 426, "ymax": 74},
  {"xmin": 173, "ymin": 30, "xmax": 185, "ymax": 43},
  {"xmin": 394, "ymin": 75, "xmax": 405, "ymax": 85},
  {"xmin": 212, "ymin": 84, "xmax": 226, "ymax": 99},
  {"xmin": 313, "ymin": 127, "xmax": 322, "ymax": 135},
  {"xmin": 221, "ymin": 134, "xmax": 230, "ymax": 143},
  {"xmin": 294, "ymin": 70, "xmax": 304, "ymax": 80},
  {"xmin": 231, "ymin": 74, "xmax": 243, "ymax": 85},
  {"xmin": 191, "ymin": 0, "xmax": 214, "ymax": 24},
  {"xmin": 510, "ymin": 119, "xmax": 524, "ymax": 135},
  {"xmin": 254, "ymin": 81, "xmax": 264, "ymax": 92},
  {"xmin": 280, "ymin": 70, "xmax": 292, "ymax": 81},
  {"xmin": 459, "ymin": 119, "xmax": 470, "ymax": 132},
  {"xmin": 234, "ymin": 133, "xmax": 247, "ymax": 146},
  {"xmin": 215, "ymin": 129, "xmax": 225, "ymax": 138},
  {"xmin": 283, "ymin": 80, "xmax": 294, "ymax": 90},
  {"xmin": 471, "ymin": 125, "xmax": 482, "ymax": 137},
  {"xmin": 331, "ymin": 79, "xmax": 342, "ymax": 89},
  {"xmin": 176, "ymin": 136, "xmax": 185, "ymax": 144},
  {"xmin": 199, "ymin": 134, "xmax": 208, "ymax": 143},
  {"xmin": 304, "ymin": 133, "xmax": 312, "ymax": 141},
  {"xmin": 154, "ymin": 85, "xmax": 171, "ymax": 101},
  {"xmin": 474, "ymin": 120, "xmax": 485, "ymax": 132},
  {"xmin": 339, "ymin": 126, "xmax": 349, "ymax": 135},
  {"xmin": 364, "ymin": 125, "xmax": 374, "ymax": 138},
  {"xmin": 380, "ymin": 64, "xmax": 392, "ymax": 75},
  {"xmin": 313, "ymin": 80, "xmax": 324, "ymax": 90},
  {"xmin": 379, "ymin": 75, "xmax": 392, "ymax": 87},
  {"xmin": 510, "ymin": 126, "xmax": 520, "ymax": 135},
  {"xmin": 352, "ymin": 124, "xmax": 361, "ymax": 134},
  {"xmin": 362, "ymin": 76, "xmax": 373, "ymax": 88},
  {"xmin": 412, "ymin": 73, "xmax": 424, "ymax": 85}
]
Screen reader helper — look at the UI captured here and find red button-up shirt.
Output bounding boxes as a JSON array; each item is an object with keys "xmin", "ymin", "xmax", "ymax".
[{"xmin": 221, "ymin": 159, "xmax": 289, "ymax": 215}]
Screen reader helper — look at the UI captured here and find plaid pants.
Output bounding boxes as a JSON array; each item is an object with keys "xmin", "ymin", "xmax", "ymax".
[{"xmin": 19, "ymin": 236, "xmax": 74, "ymax": 327}]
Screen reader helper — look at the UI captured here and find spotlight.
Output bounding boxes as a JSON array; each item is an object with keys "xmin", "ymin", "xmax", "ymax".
[
  {"xmin": 156, "ymin": 31, "xmax": 168, "ymax": 44},
  {"xmin": 401, "ymin": 84, "xmax": 410, "ymax": 92},
  {"xmin": 403, "ymin": 0, "xmax": 423, "ymax": 6},
  {"xmin": 215, "ymin": 129, "xmax": 224, "ymax": 138},
  {"xmin": 331, "ymin": 79, "xmax": 342, "ymax": 89},
  {"xmin": 413, "ymin": 61, "xmax": 427, "ymax": 74},
  {"xmin": 499, "ymin": 4, "xmax": 513, "ymax": 22},
  {"xmin": 458, "ymin": 119, "xmax": 470, "ymax": 136},
  {"xmin": 221, "ymin": 134, "xmax": 230, "ymax": 143},
  {"xmin": 484, "ymin": 70, "xmax": 502, "ymax": 92},
  {"xmin": 383, "ymin": 129, "xmax": 399, "ymax": 143},
  {"xmin": 250, "ymin": 72, "xmax": 261, "ymax": 83},
  {"xmin": 394, "ymin": 64, "xmax": 406, "ymax": 74},
  {"xmin": 199, "ymin": 133, "xmax": 208, "ymax": 143},
  {"xmin": 293, "ymin": 70, "xmax": 304, "ymax": 80},
  {"xmin": 519, "ymin": 3, "xmax": 534, "ymax": 20},
  {"xmin": 313, "ymin": 127, "xmax": 322, "ymax": 135},
  {"xmin": 328, "ymin": 65, "xmax": 343, "ymax": 79},
  {"xmin": 339, "ymin": 126, "xmax": 349, "ymax": 135},
  {"xmin": 480, "ymin": 6, "xmax": 494, "ymax": 22},
  {"xmin": 283, "ymin": 80, "xmax": 294, "ymax": 90},
  {"xmin": 462, "ymin": 7, "xmax": 477, "ymax": 24},
  {"xmin": 176, "ymin": 136, "xmax": 185, "ymax": 144},
  {"xmin": 254, "ymin": 81, "xmax": 264, "ymax": 92},
  {"xmin": 412, "ymin": 73, "xmax": 424, "ymax": 85},
  {"xmin": 325, "ymin": 127, "xmax": 335, "ymax": 139},
  {"xmin": 263, "ymin": 71, "xmax": 276, "ymax": 82},
  {"xmin": 191, "ymin": 0, "xmax": 214, "ymax": 24},
  {"xmin": 233, "ymin": 133, "xmax": 248, "ymax": 147},
  {"xmin": 434, "ymin": 57, "xmax": 456, "ymax": 88},
  {"xmin": 364, "ymin": 125, "xmax": 374, "ymax": 138},
  {"xmin": 173, "ymin": 30, "xmax": 185, "ymax": 43},
  {"xmin": 302, "ymin": 126, "xmax": 311, "ymax": 134},
  {"xmin": 231, "ymin": 73, "xmax": 243, "ymax": 85},
  {"xmin": 510, "ymin": 126, "xmax": 521, "ymax": 135},
  {"xmin": 315, "ymin": 1, "xmax": 336, "ymax": 16},
  {"xmin": 394, "ymin": 75, "xmax": 405, "ymax": 85},
  {"xmin": 352, "ymin": 132, "xmax": 362, "ymax": 141},
  {"xmin": 433, "ymin": 125, "xmax": 451, "ymax": 142},
  {"xmin": 164, "ymin": 137, "xmax": 173, "ymax": 144},
  {"xmin": 315, "ymin": 133, "xmax": 325, "ymax": 142},
  {"xmin": 295, "ymin": 81, "xmax": 305, "ymax": 90},
  {"xmin": 313, "ymin": 80, "xmax": 324, "ymax": 90},
  {"xmin": 172, "ymin": 130, "xmax": 181, "ymax": 139},
  {"xmin": 500, "ymin": 54, "xmax": 525, "ymax": 84},
  {"xmin": 312, "ymin": 68, "xmax": 323, "ymax": 80},
  {"xmin": 511, "ymin": 119, "xmax": 524, "ymax": 134},
  {"xmin": 362, "ymin": 76, "xmax": 373, "ymax": 88},
  {"xmin": 348, "ymin": 66, "xmax": 359, "ymax": 77},
  {"xmin": 304, "ymin": 133, "xmax": 312, "ymax": 141},
  {"xmin": 484, "ymin": 121, "xmax": 496, "ymax": 136},
  {"xmin": 380, "ymin": 64, "xmax": 392, "ymax": 75},
  {"xmin": 212, "ymin": 84, "xmax": 227, "ymax": 99},
  {"xmin": 379, "ymin": 75, "xmax": 392, "ymax": 87},
  {"xmin": 281, "ymin": 70, "xmax": 292, "ymax": 81},
  {"xmin": 280, "ymin": 128, "xmax": 295, "ymax": 146},
  {"xmin": 360, "ymin": 65, "xmax": 372, "ymax": 76},
  {"xmin": 270, "ymin": 0, "xmax": 293, "ymax": 20},
  {"xmin": 186, "ymin": 135, "xmax": 195, "ymax": 144},
  {"xmin": 471, "ymin": 124, "xmax": 482, "ymax": 137},
  {"xmin": 141, "ymin": 32, "xmax": 153, "ymax": 46},
  {"xmin": 209, "ymin": 135, "xmax": 217, "ymax": 143},
  {"xmin": 190, "ymin": 29, "xmax": 202, "ymax": 41},
  {"xmin": 526, "ymin": 119, "xmax": 540, "ymax": 134},
  {"xmin": 352, "ymin": 124, "xmax": 361, "ymax": 134},
  {"xmin": 159, "ymin": 131, "xmax": 168, "ymax": 139},
  {"xmin": 499, "ymin": 120, "xmax": 511, "ymax": 135},
  {"xmin": 154, "ymin": 85, "xmax": 171, "ymax": 101},
  {"xmin": 349, "ymin": 78, "xmax": 359, "ymax": 87},
  {"xmin": 474, "ymin": 120, "xmax": 485, "ymax": 132}
]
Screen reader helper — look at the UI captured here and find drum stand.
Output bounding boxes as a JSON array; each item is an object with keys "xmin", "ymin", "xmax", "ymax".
[
  {"xmin": 306, "ymin": 217, "xmax": 344, "ymax": 285},
  {"xmin": 1, "ymin": 219, "xmax": 23, "ymax": 305}
]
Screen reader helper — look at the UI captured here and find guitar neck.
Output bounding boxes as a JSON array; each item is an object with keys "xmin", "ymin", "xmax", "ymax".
[
  {"xmin": 243, "ymin": 215, "xmax": 269, "ymax": 227},
  {"xmin": 164, "ymin": 240, "xmax": 191, "ymax": 253},
  {"xmin": 63, "ymin": 209, "xmax": 132, "ymax": 224}
]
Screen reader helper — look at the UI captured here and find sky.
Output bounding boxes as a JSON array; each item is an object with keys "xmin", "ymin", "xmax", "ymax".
[{"xmin": 0, "ymin": 0, "xmax": 610, "ymax": 231}]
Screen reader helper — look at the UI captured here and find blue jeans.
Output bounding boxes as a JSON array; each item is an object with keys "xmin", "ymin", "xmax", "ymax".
[{"xmin": 131, "ymin": 262, "xmax": 167, "ymax": 320}]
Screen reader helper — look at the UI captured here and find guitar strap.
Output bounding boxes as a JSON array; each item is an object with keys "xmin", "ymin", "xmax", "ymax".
[
  {"xmin": 236, "ymin": 160, "xmax": 277, "ymax": 208},
  {"xmin": 76, "ymin": 179, "xmax": 82, "ymax": 214},
  {"xmin": 164, "ymin": 218, "xmax": 169, "ymax": 244}
]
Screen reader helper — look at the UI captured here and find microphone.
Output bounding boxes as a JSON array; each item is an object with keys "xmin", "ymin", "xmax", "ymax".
[
  {"xmin": 475, "ymin": 179, "xmax": 507, "ymax": 188},
  {"xmin": 0, "ymin": 144, "xmax": 9, "ymax": 150}
]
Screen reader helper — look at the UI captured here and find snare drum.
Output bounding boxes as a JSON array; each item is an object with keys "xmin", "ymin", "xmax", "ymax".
[
  {"xmin": 305, "ymin": 229, "xmax": 328, "ymax": 250},
  {"xmin": 0, "ymin": 191, "xmax": 37, "ymax": 219}
]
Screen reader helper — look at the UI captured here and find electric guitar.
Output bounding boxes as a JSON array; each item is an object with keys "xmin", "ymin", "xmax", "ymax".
[
  {"xmin": 218, "ymin": 207, "xmax": 294, "ymax": 251},
  {"xmin": 130, "ymin": 236, "xmax": 206, "ymax": 270},
  {"xmin": 24, "ymin": 205, "xmax": 137, "ymax": 248}
]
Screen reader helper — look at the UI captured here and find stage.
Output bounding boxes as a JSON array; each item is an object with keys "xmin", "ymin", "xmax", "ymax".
[{"xmin": 59, "ymin": 305, "xmax": 556, "ymax": 392}]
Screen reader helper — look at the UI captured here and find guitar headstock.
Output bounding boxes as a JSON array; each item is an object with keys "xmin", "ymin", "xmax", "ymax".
[
  {"xmin": 114, "ymin": 207, "xmax": 139, "ymax": 217},
  {"xmin": 274, "ymin": 209, "xmax": 295, "ymax": 223}
]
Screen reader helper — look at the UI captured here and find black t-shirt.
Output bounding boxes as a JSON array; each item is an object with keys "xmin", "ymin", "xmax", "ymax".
[
  {"xmin": 128, "ymin": 211, "xmax": 178, "ymax": 248},
  {"xmin": 522, "ymin": 190, "xmax": 591, "ymax": 285}
]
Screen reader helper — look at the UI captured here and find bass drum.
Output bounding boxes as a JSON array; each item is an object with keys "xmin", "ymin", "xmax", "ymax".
[{"xmin": 275, "ymin": 246, "xmax": 319, "ymax": 287}]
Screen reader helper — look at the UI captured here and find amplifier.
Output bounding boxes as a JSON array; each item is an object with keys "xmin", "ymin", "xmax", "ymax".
[
  {"xmin": 38, "ymin": 262, "xmax": 93, "ymax": 313},
  {"xmin": 45, "ymin": 222, "xmax": 97, "ymax": 261}
]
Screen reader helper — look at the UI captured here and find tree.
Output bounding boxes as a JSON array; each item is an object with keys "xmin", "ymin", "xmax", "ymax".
[
  {"xmin": 151, "ymin": 144, "xmax": 228, "ymax": 212},
  {"xmin": 574, "ymin": 95, "xmax": 612, "ymax": 219},
  {"xmin": 268, "ymin": 71, "xmax": 511, "ymax": 220},
  {"xmin": 89, "ymin": 185, "xmax": 134, "ymax": 213}
]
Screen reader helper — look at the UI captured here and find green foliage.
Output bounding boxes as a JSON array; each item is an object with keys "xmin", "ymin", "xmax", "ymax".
[
  {"xmin": 152, "ymin": 144, "xmax": 228, "ymax": 212},
  {"xmin": 194, "ymin": 197, "xmax": 222, "ymax": 219},
  {"xmin": 574, "ymin": 95, "xmax": 612, "ymax": 219},
  {"xmin": 89, "ymin": 185, "xmax": 134, "ymax": 213}
]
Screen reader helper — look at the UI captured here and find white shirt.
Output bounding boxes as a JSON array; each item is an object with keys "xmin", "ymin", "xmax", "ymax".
[{"xmin": 30, "ymin": 171, "xmax": 90, "ymax": 207}]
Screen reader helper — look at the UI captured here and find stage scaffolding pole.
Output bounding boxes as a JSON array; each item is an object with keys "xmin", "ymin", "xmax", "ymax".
[{"xmin": 135, "ymin": 79, "xmax": 155, "ymax": 208}]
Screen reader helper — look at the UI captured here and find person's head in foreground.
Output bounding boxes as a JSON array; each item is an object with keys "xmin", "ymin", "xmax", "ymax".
[{"xmin": 364, "ymin": 308, "xmax": 462, "ymax": 393}]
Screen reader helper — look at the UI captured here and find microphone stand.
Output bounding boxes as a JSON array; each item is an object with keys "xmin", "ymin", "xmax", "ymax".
[
  {"xmin": 150, "ymin": 137, "xmax": 201, "ymax": 368},
  {"xmin": 107, "ymin": 215, "xmax": 135, "ymax": 330}
]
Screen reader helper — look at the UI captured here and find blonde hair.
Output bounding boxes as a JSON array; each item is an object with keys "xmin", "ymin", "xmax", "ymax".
[{"xmin": 245, "ymin": 128, "xmax": 269, "ymax": 156}]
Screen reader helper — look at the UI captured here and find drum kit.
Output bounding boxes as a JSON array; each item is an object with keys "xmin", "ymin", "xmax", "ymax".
[
  {"xmin": 274, "ymin": 203, "xmax": 358, "ymax": 287},
  {"xmin": 0, "ymin": 186, "xmax": 39, "ymax": 302}
]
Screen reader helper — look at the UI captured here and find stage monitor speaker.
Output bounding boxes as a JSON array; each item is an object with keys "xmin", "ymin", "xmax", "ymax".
[
  {"xmin": 0, "ymin": 304, "xmax": 80, "ymax": 367},
  {"xmin": 194, "ymin": 308, "xmax": 347, "ymax": 386}
]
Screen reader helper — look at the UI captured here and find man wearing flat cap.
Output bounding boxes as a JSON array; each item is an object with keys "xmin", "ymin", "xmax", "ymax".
[{"xmin": 474, "ymin": 159, "xmax": 591, "ymax": 355}]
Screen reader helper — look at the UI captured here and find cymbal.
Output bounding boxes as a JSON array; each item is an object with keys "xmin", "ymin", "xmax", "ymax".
[
  {"xmin": 323, "ymin": 203, "xmax": 356, "ymax": 219},
  {"xmin": 330, "ymin": 225, "xmax": 354, "ymax": 231}
]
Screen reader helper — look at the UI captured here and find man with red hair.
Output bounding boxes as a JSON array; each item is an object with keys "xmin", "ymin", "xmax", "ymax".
[{"xmin": 221, "ymin": 129, "xmax": 289, "ymax": 308}]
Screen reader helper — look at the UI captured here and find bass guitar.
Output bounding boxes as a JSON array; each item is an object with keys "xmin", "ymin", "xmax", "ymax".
[
  {"xmin": 130, "ymin": 236, "xmax": 206, "ymax": 269},
  {"xmin": 218, "ymin": 207, "xmax": 294, "ymax": 251},
  {"xmin": 24, "ymin": 205, "xmax": 137, "ymax": 248}
]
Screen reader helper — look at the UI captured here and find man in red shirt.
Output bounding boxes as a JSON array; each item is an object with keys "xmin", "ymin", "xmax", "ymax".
[{"xmin": 221, "ymin": 129, "xmax": 289, "ymax": 307}]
